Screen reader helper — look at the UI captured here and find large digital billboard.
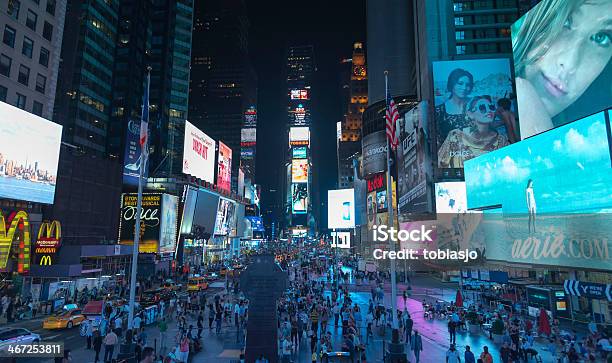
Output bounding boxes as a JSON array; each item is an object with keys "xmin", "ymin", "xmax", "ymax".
[
  {"xmin": 512, "ymin": 0, "xmax": 612, "ymax": 139},
  {"xmin": 433, "ymin": 59, "xmax": 515, "ymax": 171},
  {"xmin": 362, "ymin": 131, "xmax": 387, "ymax": 177},
  {"xmin": 159, "ymin": 194, "xmax": 178, "ymax": 254},
  {"xmin": 292, "ymin": 146, "xmax": 307, "ymax": 159},
  {"xmin": 118, "ymin": 193, "xmax": 162, "ymax": 253},
  {"xmin": 290, "ymin": 89, "xmax": 309, "ymax": 100},
  {"xmin": 214, "ymin": 197, "xmax": 236, "ymax": 236},
  {"xmin": 435, "ymin": 182, "xmax": 468, "ymax": 214},
  {"xmin": 290, "ymin": 126, "xmax": 310, "ymax": 146},
  {"xmin": 328, "ymin": 189, "xmax": 356, "ymax": 229},
  {"xmin": 123, "ymin": 119, "xmax": 148, "ymax": 186},
  {"xmin": 291, "ymin": 183, "xmax": 308, "ymax": 214},
  {"xmin": 217, "ymin": 141, "xmax": 232, "ymax": 193},
  {"xmin": 0, "ymin": 102, "xmax": 62, "ymax": 204},
  {"xmin": 465, "ymin": 110, "xmax": 612, "ymax": 270},
  {"xmin": 397, "ymin": 101, "xmax": 433, "ymax": 215},
  {"xmin": 183, "ymin": 121, "xmax": 216, "ymax": 184},
  {"xmin": 291, "ymin": 159, "xmax": 308, "ymax": 183},
  {"xmin": 240, "ymin": 128, "xmax": 256, "ymax": 146}
]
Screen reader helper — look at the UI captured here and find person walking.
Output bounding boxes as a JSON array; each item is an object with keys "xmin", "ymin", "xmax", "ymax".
[
  {"xmin": 449, "ymin": 320, "xmax": 457, "ymax": 345},
  {"xmin": 208, "ymin": 303, "xmax": 215, "ymax": 329},
  {"xmin": 411, "ymin": 330, "xmax": 423, "ymax": 363},
  {"xmin": 197, "ymin": 311, "xmax": 204, "ymax": 339},
  {"xmin": 215, "ymin": 306, "xmax": 223, "ymax": 334},
  {"xmin": 479, "ymin": 346, "xmax": 493, "ymax": 363},
  {"xmin": 103, "ymin": 329, "xmax": 118, "ymax": 363},
  {"xmin": 93, "ymin": 330, "xmax": 102, "ymax": 363},
  {"xmin": 158, "ymin": 317, "xmax": 168, "ymax": 352},
  {"xmin": 405, "ymin": 313, "xmax": 414, "ymax": 344},
  {"xmin": 464, "ymin": 345, "xmax": 475, "ymax": 363},
  {"xmin": 446, "ymin": 344, "xmax": 461, "ymax": 363}
]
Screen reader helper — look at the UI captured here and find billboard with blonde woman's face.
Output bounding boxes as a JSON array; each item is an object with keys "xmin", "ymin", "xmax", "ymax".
[{"xmin": 512, "ymin": 0, "xmax": 612, "ymax": 139}]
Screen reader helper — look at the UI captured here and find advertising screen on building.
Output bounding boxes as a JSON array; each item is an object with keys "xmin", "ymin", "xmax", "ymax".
[
  {"xmin": 191, "ymin": 189, "xmax": 219, "ymax": 236},
  {"xmin": 362, "ymin": 131, "xmax": 387, "ymax": 177},
  {"xmin": 0, "ymin": 102, "xmax": 62, "ymax": 204},
  {"xmin": 245, "ymin": 216, "xmax": 264, "ymax": 232},
  {"xmin": 291, "ymin": 159, "xmax": 308, "ymax": 183},
  {"xmin": 292, "ymin": 147, "xmax": 307, "ymax": 159},
  {"xmin": 217, "ymin": 141, "xmax": 232, "ymax": 193},
  {"xmin": 244, "ymin": 106, "xmax": 257, "ymax": 127},
  {"xmin": 213, "ymin": 197, "xmax": 236, "ymax": 236},
  {"xmin": 183, "ymin": 121, "xmax": 216, "ymax": 184},
  {"xmin": 331, "ymin": 231, "xmax": 351, "ymax": 249},
  {"xmin": 512, "ymin": 0, "xmax": 612, "ymax": 139},
  {"xmin": 433, "ymin": 59, "xmax": 516, "ymax": 171},
  {"xmin": 292, "ymin": 183, "xmax": 308, "ymax": 214},
  {"xmin": 464, "ymin": 110, "xmax": 612, "ymax": 270},
  {"xmin": 290, "ymin": 89, "xmax": 309, "ymax": 100},
  {"xmin": 123, "ymin": 119, "xmax": 148, "ymax": 186},
  {"xmin": 435, "ymin": 182, "xmax": 468, "ymax": 213},
  {"xmin": 376, "ymin": 190, "xmax": 387, "ymax": 212},
  {"xmin": 328, "ymin": 189, "xmax": 356, "ymax": 229},
  {"xmin": 159, "ymin": 194, "xmax": 178, "ymax": 254},
  {"xmin": 290, "ymin": 126, "xmax": 310, "ymax": 146},
  {"xmin": 240, "ymin": 128, "xmax": 256, "ymax": 146},
  {"xmin": 118, "ymin": 193, "xmax": 162, "ymax": 253},
  {"xmin": 179, "ymin": 186, "xmax": 198, "ymax": 236},
  {"xmin": 397, "ymin": 101, "xmax": 433, "ymax": 215}
]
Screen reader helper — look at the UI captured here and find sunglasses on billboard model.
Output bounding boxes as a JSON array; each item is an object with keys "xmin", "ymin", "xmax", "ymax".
[{"xmin": 474, "ymin": 103, "xmax": 496, "ymax": 114}]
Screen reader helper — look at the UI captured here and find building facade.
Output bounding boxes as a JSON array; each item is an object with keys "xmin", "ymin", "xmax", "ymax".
[{"xmin": 0, "ymin": 0, "xmax": 67, "ymax": 119}]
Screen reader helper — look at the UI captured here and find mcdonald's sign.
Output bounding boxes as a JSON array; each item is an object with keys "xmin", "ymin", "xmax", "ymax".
[
  {"xmin": 35, "ymin": 220, "xmax": 61, "ymax": 266},
  {"xmin": 0, "ymin": 210, "xmax": 31, "ymax": 274}
]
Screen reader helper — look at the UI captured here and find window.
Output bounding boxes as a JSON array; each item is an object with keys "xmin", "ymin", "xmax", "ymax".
[
  {"xmin": 18, "ymin": 64, "xmax": 29, "ymax": 85},
  {"xmin": 0, "ymin": 85, "xmax": 7, "ymax": 102},
  {"xmin": 3, "ymin": 26, "xmax": 16, "ymax": 48},
  {"xmin": 32, "ymin": 101, "xmax": 43, "ymax": 116},
  {"xmin": 0, "ymin": 55, "xmax": 11, "ymax": 77},
  {"xmin": 38, "ymin": 47, "xmax": 49, "ymax": 67},
  {"xmin": 455, "ymin": 17, "xmax": 464, "ymax": 26},
  {"xmin": 455, "ymin": 31, "xmax": 465, "ymax": 40},
  {"xmin": 22, "ymin": 37, "xmax": 33, "ymax": 58},
  {"xmin": 7, "ymin": 0, "xmax": 20, "ymax": 20},
  {"xmin": 42, "ymin": 21, "xmax": 52, "ymax": 41},
  {"xmin": 15, "ymin": 93, "xmax": 26, "ymax": 109},
  {"xmin": 26, "ymin": 9, "xmax": 37, "ymax": 31},
  {"xmin": 456, "ymin": 45, "xmax": 466, "ymax": 55},
  {"xmin": 35, "ymin": 73, "xmax": 46, "ymax": 93},
  {"xmin": 46, "ymin": 0, "xmax": 55, "ymax": 15}
]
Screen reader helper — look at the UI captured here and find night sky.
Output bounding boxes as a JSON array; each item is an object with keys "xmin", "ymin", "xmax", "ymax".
[{"xmin": 247, "ymin": 0, "xmax": 366, "ymax": 223}]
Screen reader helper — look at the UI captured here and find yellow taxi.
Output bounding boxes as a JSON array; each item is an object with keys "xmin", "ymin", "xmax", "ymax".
[
  {"xmin": 187, "ymin": 276, "xmax": 208, "ymax": 291},
  {"xmin": 43, "ymin": 308, "xmax": 86, "ymax": 329}
]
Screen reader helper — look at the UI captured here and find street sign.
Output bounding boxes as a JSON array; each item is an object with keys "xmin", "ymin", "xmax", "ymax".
[{"xmin": 564, "ymin": 280, "xmax": 612, "ymax": 301}]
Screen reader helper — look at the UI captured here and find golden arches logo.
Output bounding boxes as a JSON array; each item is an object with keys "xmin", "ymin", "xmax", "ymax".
[
  {"xmin": 0, "ymin": 210, "xmax": 31, "ymax": 273},
  {"xmin": 38, "ymin": 221, "xmax": 61, "ymax": 240},
  {"xmin": 39, "ymin": 255, "xmax": 52, "ymax": 266}
]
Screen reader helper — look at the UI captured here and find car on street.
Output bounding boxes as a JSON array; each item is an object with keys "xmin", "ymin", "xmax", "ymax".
[
  {"xmin": 43, "ymin": 308, "xmax": 86, "ymax": 329},
  {"xmin": 0, "ymin": 328, "xmax": 41, "ymax": 352},
  {"xmin": 187, "ymin": 276, "xmax": 209, "ymax": 291}
]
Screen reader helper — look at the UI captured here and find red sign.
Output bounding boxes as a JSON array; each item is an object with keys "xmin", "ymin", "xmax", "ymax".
[{"xmin": 367, "ymin": 173, "xmax": 385, "ymax": 193}]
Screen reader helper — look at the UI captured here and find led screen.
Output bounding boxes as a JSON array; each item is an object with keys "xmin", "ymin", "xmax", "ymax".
[
  {"xmin": 0, "ymin": 102, "xmax": 62, "ymax": 204},
  {"xmin": 217, "ymin": 141, "xmax": 232, "ymax": 193},
  {"xmin": 290, "ymin": 127, "xmax": 310, "ymax": 142},
  {"xmin": 328, "ymin": 189, "xmax": 356, "ymax": 229},
  {"xmin": 291, "ymin": 159, "xmax": 308, "ymax": 183},
  {"xmin": 433, "ymin": 59, "xmax": 516, "ymax": 171},
  {"xmin": 290, "ymin": 89, "xmax": 309, "ymax": 100},
  {"xmin": 183, "ymin": 121, "xmax": 216, "ymax": 184},
  {"xmin": 292, "ymin": 147, "xmax": 307, "ymax": 159},
  {"xmin": 512, "ymin": 0, "xmax": 612, "ymax": 139},
  {"xmin": 291, "ymin": 183, "xmax": 308, "ymax": 214},
  {"xmin": 213, "ymin": 197, "xmax": 236, "ymax": 236},
  {"xmin": 464, "ymin": 110, "xmax": 612, "ymax": 270},
  {"xmin": 159, "ymin": 194, "xmax": 178, "ymax": 254},
  {"xmin": 123, "ymin": 119, "xmax": 148, "ymax": 185},
  {"xmin": 435, "ymin": 182, "xmax": 468, "ymax": 213},
  {"xmin": 118, "ymin": 193, "xmax": 162, "ymax": 253}
]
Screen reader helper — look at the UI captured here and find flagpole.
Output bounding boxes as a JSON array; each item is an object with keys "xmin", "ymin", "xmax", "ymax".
[
  {"xmin": 384, "ymin": 71, "xmax": 399, "ymax": 331},
  {"xmin": 127, "ymin": 67, "xmax": 151, "ymax": 332}
]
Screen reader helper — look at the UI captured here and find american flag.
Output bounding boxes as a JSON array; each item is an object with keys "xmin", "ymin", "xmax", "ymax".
[{"xmin": 385, "ymin": 86, "xmax": 399, "ymax": 150}]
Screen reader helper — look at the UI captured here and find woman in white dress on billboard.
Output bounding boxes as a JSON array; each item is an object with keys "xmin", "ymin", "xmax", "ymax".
[{"xmin": 526, "ymin": 179, "xmax": 537, "ymax": 234}]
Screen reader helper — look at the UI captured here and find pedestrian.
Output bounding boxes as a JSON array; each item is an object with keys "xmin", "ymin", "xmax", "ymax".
[
  {"xmin": 93, "ymin": 330, "xmax": 103, "ymax": 363},
  {"xmin": 411, "ymin": 330, "xmax": 423, "ymax": 363},
  {"xmin": 197, "ymin": 311, "xmax": 204, "ymax": 338},
  {"xmin": 446, "ymin": 344, "xmax": 461, "ymax": 363},
  {"xmin": 215, "ymin": 306, "xmax": 223, "ymax": 333},
  {"xmin": 85, "ymin": 319, "xmax": 94, "ymax": 349},
  {"xmin": 208, "ymin": 303, "xmax": 215, "ymax": 329},
  {"xmin": 464, "ymin": 345, "xmax": 475, "ymax": 363},
  {"xmin": 114, "ymin": 314, "xmax": 123, "ymax": 338},
  {"xmin": 158, "ymin": 317, "xmax": 168, "ymax": 352},
  {"xmin": 448, "ymin": 319, "xmax": 457, "ymax": 344},
  {"xmin": 133, "ymin": 313, "xmax": 142, "ymax": 330},
  {"xmin": 479, "ymin": 346, "xmax": 493, "ymax": 363},
  {"xmin": 103, "ymin": 329, "xmax": 118, "ymax": 362},
  {"xmin": 500, "ymin": 342, "xmax": 511, "ymax": 363},
  {"xmin": 405, "ymin": 313, "xmax": 413, "ymax": 344}
]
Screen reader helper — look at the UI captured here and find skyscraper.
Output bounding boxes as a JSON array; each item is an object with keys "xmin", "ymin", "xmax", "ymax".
[
  {"xmin": 337, "ymin": 42, "xmax": 367, "ymax": 189},
  {"xmin": 0, "ymin": 0, "xmax": 67, "ymax": 119},
  {"xmin": 189, "ymin": 0, "xmax": 257, "ymax": 191}
]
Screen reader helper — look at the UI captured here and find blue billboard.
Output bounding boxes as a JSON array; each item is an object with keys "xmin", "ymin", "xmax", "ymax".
[
  {"xmin": 123, "ymin": 120, "xmax": 148, "ymax": 185},
  {"xmin": 464, "ymin": 110, "xmax": 612, "ymax": 270}
]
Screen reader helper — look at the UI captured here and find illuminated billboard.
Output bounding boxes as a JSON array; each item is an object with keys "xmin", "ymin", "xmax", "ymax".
[
  {"xmin": 362, "ymin": 131, "xmax": 387, "ymax": 176},
  {"xmin": 291, "ymin": 159, "xmax": 308, "ymax": 183},
  {"xmin": 159, "ymin": 194, "xmax": 178, "ymax": 254},
  {"xmin": 328, "ymin": 189, "xmax": 356, "ymax": 229},
  {"xmin": 435, "ymin": 182, "xmax": 468, "ymax": 213},
  {"xmin": 464, "ymin": 110, "xmax": 612, "ymax": 270},
  {"xmin": 292, "ymin": 147, "xmax": 307, "ymax": 159},
  {"xmin": 183, "ymin": 121, "xmax": 216, "ymax": 184},
  {"xmin": 118, "ymin": 193, "xmax": 162, "ymax": 253},
  {"xmin": 433, "ymin": 59, "xmax": 515, "ymax": 171},
  {"xmin": 290, "ymin": 126, "xmax": 310, "ymax": 146},
  {"xmin": 290, "ymin": 89, "xmax": 309, "ymax": 100},
  {"xmin": 123, "ymin": 119, "xmax": 149, "ymax": 185},
  {"xmin": 291, "ymin": 183, "xmax": 308, "ymax": 214},
  {"xmin": 244, "ymin": 106, "xmax": 257, "ymax": 127},
  {"xmin": 214, "ymin": 197, "xmax": 236, "ymax": 236},
  {"xmin": 240, "ymin": 128, "xmax": 256, "ymax": 146},
  {"xmin": 512, "ymin": 0, "xmax": 612, "ymax": 139},
  {"xmin": 217, "ymin": 141, "xmax": 232, "ymax": 193},
  {"xmin": 0, "ymin": 102, "xmax": 62, "ymax": 204}
]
